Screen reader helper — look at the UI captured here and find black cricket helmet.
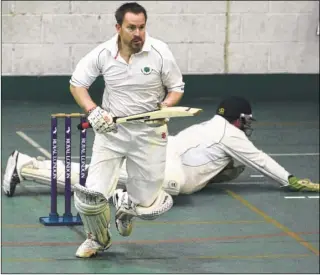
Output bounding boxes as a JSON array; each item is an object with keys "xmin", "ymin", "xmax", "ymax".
[{"xmin": 216, "ymin": 96, "xmax": 256, "ymax": 136}]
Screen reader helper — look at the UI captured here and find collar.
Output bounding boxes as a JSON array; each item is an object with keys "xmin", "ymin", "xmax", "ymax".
[
  {"xmin": 105, "ymin": 32, "xmax": 152, "ymax": 58},
  {"xmin": 141, "ymin": 32, "xmax": 152, "ymax": 52}
]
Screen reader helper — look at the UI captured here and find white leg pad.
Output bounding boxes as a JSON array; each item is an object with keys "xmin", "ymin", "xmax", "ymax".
[
  {"xmin": 135, "ymin": 189, "xmax": 173, "ymax": 220},
  {"xmin": 74, "ymin": 184, "xmax": 111, "ymax": 247}
]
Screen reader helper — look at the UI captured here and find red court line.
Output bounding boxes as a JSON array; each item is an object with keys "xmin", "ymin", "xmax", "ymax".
[{"xmin": 2, "ymin": 231, "xmax": 319, "ymax": 247}]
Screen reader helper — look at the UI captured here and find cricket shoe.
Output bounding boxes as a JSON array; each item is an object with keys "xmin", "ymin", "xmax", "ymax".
[
  {"xmin": 75, "ymin": 232, "xmax": 112, "ymax": 258},
  {"xmin": 287, "ymin": 176, "xmax": 319, "ymax": 192},
  {"xmin": 2, "ymin": 150, "xmax": 33, "ymax": 197},
  {"xmin": 113, "ymin": 189, "xmax": 136, "ymax": 237}
]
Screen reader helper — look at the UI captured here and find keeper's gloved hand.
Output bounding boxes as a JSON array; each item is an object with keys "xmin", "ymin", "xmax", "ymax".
[
  {"xmin": 288, "ymin": 176, "xmax": 319, "ymax": 192},
  {"xmin": 87, "ymin": 106, "xmax": 117, "ymax": 134}
]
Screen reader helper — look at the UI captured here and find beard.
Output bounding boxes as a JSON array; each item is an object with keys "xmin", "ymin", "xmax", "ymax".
[{"xmin": 130, "ymin": 38, "xmax": 143, "ymax": 52}]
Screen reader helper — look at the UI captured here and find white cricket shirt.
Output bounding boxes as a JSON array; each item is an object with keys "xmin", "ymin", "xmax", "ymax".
[
  {"xmin": 70, "ymin": 33, "xmax": 185, "ymax": 117},
  {"xmin": 169, "ymin": 115, "xmax": 291, "ymax": 194}
]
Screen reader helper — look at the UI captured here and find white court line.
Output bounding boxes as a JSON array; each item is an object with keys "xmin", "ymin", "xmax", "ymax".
[
  {"xmin": 284, "ymin": 196, "xmax": 319, "ymax": 199},
  {"xmin": 16, "ymin": 131, "xmax": 51, "ymax": 158},
  {"xmin": 284, "ymin": 196, "xmax": 306, "ymax": 199},
  {"xmin": 269, "ymin": 153, "xmax": 319, "ymax": 156},
  {"xmin": 250, "ymin": 175, "xmax": 264, "ymax": 178}
]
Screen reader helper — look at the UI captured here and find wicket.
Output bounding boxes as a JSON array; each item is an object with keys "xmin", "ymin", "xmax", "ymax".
[{"xmin": 39, "ymin": 113, "xmax": 87, "ymax": 226}]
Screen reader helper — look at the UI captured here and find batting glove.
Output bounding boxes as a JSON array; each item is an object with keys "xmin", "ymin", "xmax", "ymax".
[{"xmin": 87, "ymin": 106, "xmax": 117, "ymax": 134}]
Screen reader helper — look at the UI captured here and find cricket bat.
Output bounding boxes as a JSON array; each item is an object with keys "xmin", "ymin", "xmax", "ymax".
[{"xmin": 77, "ymin": 106, "xmax": 203, "ymax": 130}]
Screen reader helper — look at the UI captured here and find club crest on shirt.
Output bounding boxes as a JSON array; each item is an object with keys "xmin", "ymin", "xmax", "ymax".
[{"xmin": 141, "ymin": 66, "xmax": 152, "ymax": 75}]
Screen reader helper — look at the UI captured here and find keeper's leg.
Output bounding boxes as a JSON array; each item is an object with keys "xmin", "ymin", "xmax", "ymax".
[
  {"xmin": 160, "ymin": 149, "xmax": 185, "ymax": 196},
  {"xmin": 75, "ymin": 133, "xmax": 125, "ymax": 258},
  {"xmin": 113, "ymin": 124, "xmax": 173, "ymax": 237},
  {"xmin": 2, "ymin": 150, "xmax": 81, "ymax": 197}
]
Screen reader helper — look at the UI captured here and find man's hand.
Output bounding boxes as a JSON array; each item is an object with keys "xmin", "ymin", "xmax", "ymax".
[
  {"xmin": 144, "ymin": 102, "xmax": 169, "ymax": 127},
  {"xmin": 145, "ymin": 118, "xmax": 169, "ymax": 127},
  {"xmin": 87, "ymin": 106, "xmax": 117, "ymax": 134},
  {"xmin": 160, "ymin": 91, "xmax": 184, "ymax": 107}
]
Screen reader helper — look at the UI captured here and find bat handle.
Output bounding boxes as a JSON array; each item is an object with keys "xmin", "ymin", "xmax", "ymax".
[{"xmin": 77, "ymin": 122, "xmax": 91, "ymax": 130}]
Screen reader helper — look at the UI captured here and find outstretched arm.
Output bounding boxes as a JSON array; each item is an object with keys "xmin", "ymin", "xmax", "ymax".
[{"xmin": 219, "ymin": 133, "xmax": 319, "ymax": 192}]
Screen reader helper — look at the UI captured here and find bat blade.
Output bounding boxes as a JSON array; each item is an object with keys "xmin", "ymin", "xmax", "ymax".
[
  {"xmin": 116, "ymin": 107, "xmax": 202, "ymax": 123},
  {"xmin": 77, "ymin": 106, "xmax": 203, "ymax": 130}
]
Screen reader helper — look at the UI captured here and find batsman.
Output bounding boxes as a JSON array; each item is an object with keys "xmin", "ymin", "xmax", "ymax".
[{"xmin": 60, "ymin": 2, "xmax": 185, "ymax": 258}]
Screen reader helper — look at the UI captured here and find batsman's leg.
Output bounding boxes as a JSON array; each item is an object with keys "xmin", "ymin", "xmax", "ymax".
[
  {"xmin": 74, "ymin": 185, "xmax": 112, "ymax": 258},
  {"xmin": 117, "ymin": 159, "xmax": 128, "ymax": 190},
  {"xmin": 75, "ymin": 133, "xmax": 125, "ymax": 258},
  {"xmin": 113, "ymin": 123, "xmax": 173, "ymax": 237}
]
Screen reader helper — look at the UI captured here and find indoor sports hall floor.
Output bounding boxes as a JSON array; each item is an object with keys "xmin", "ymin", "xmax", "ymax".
[{"xmin": 1, "ymin": 100, "xmax": 319, "ymax": 274}]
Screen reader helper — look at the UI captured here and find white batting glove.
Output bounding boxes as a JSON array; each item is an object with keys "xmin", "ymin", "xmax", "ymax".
[{"xmin": 87, "ymin": 106, "xmax": 117, "ymax": 134}]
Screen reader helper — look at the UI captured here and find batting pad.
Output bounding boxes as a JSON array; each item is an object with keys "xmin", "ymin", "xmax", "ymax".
[
  {"xmin": 135, "ymin": 189, "xmax": 173, "ymax": 220},
  {"xmin": 74, "ymin": 184, "xmax": 111, "ymax": 247}
]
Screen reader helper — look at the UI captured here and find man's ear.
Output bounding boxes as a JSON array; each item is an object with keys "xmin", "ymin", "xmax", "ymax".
[{"xmin": 115, "ymin": 23, "xmax": 121, "ymax": 33}]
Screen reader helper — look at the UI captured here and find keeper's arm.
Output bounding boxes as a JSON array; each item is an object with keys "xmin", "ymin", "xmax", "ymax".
[{"xmin": 219, "ymin": 132, "xmax": 291, "ymax": 186}]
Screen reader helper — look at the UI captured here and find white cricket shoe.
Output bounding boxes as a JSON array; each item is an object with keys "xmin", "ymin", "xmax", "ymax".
[
  {"xmin": 113, "ymin": 189, "xmax": 135, "ymax": 237},
  {"xmin": 75, "ymin": 233, "xmax": 112, "ymax": 258},
  {"xmin": 3, "ymin": 151, "xmax": 22, "ymax": 197}
]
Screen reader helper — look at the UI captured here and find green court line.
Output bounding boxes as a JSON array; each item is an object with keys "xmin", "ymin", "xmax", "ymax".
[
  {"xmin": 1, "ymin": 219, "xmax": 265, "ymax": 229},
  {"xmin": 225, "ymin": 189, "xmax": 320, "ymax": 256},
  {"xmin": 2, "ymin": 253, "xmax": 315, "ymax": 263}
]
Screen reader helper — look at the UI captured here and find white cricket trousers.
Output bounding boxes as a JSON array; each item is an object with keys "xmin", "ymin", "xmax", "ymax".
[{"xmin": 85, "ymin": 122, "xmax": 168, "ymax": 207}]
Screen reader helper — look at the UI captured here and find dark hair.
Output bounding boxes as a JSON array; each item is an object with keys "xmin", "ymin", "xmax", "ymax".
[{"xmin": 115, "ymin": 2, "xmax": 147, "ymax": 25}]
